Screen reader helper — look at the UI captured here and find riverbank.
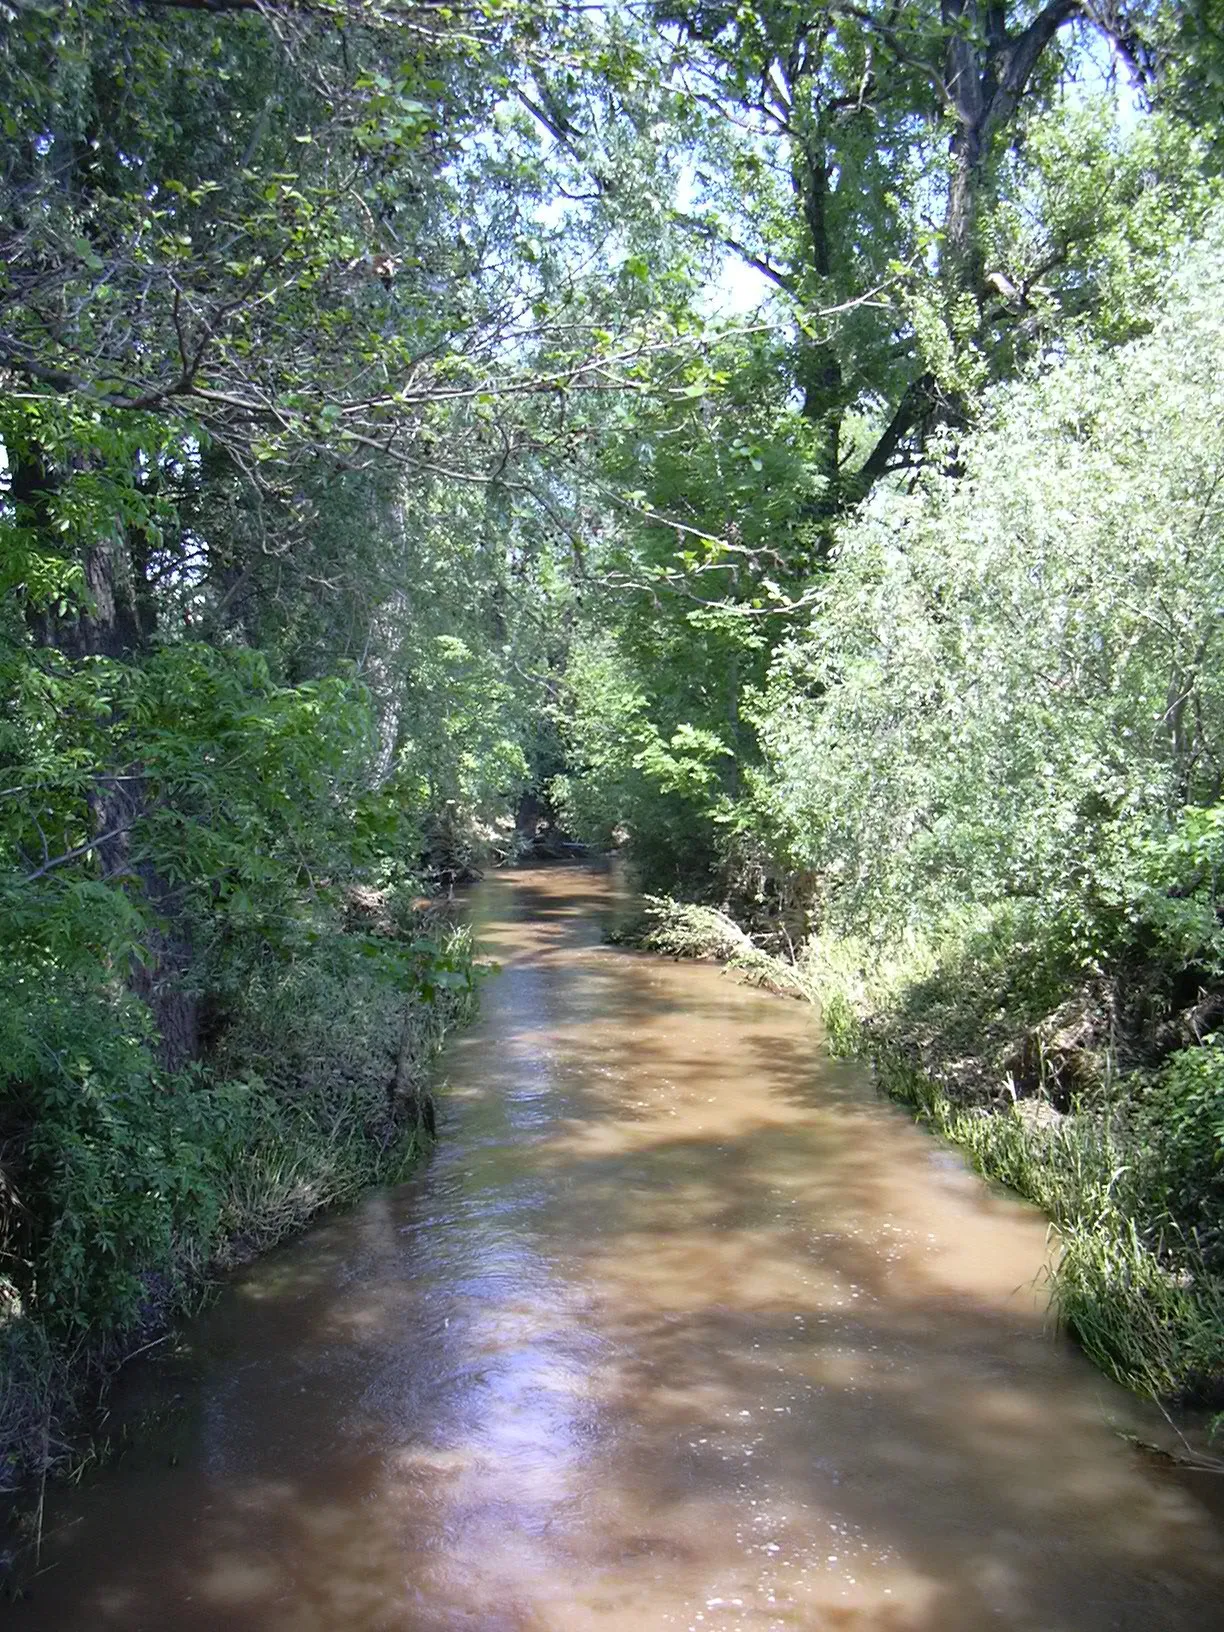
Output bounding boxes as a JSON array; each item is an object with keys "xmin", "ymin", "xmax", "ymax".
[
  {"xmin": 13, "ymin": 866, "xmax": 1224, "ymax": 1630},
  {"xmin": 0, "ymin": 892, "xmax": 477, "ymax": 1520},
  {"xmin": 614, "ymin": 895, "xmax": 1224, "ymax": 1419}
]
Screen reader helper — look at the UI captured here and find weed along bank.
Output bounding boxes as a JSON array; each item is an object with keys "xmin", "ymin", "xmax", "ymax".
[{"xmin": 10, "ymin": 871, "xmax": 1224, "ymax": 1629}]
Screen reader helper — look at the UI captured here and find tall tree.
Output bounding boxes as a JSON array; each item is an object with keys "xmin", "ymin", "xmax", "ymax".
[{"xmin": 654, "ymin": 0, "xmax": 1175, "ymax": 513}]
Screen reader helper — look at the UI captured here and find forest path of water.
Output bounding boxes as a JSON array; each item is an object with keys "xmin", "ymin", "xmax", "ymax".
[{"xmin": 18, "ymin": 867, "xmax": 1224, "ymax": 1631}]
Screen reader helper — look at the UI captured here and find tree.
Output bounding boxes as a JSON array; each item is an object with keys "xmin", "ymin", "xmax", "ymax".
[
  {"xmin": 651, "ymin": 0, "xmax": 1188, "ymax": 511},
  {"xmin": 746, "ymin": 209, "xmax": 1224, "ymax": 937}
]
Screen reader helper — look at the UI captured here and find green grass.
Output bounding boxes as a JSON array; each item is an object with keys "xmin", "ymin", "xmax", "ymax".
[
  {"xmin": 0, "ymin": 911, "xmax": 478, "ymax": 1504},
  {"xmin": 827, "ymin": 968, "xmax": 1224, "ymax": 1408},
  {"xmin": 619, "ymin": 894, "xmax": 1224, "ymax": 1409}
]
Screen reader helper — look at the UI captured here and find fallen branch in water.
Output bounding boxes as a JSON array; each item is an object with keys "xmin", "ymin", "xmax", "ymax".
[{"xmin": 608, "ymin": 895, "xmax": 814, "ymax": 1000}]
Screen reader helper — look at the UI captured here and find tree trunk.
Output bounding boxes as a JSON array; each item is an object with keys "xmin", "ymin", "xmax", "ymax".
[
  {"xmin": 849, "ymin": 0, "xmax": 1084, "ymax": 502},
  {"xmin": 12, "ymin": 451, "xmax": 202, "ymax": 1069},
  {"xmin": 792, "ymin": 136, "xmax": 847, "ymax": 522},
  {"xmin": 941, "ymin": 0, "xmax": 990, "ymax": 300}
]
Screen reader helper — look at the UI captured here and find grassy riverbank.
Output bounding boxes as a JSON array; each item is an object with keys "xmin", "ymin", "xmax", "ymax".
[
  {"xmin": 0, "ymin": 891, "xmax": 477, "ymax": 1504},
  {"xmin": 617, "ymin": 896, "xmax": 1224, "ymax": 1415}
]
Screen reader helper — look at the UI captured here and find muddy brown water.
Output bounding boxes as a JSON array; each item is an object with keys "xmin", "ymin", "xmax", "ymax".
[{"xmin": 14, "ymin": 867, "xmax": 1224, "ymax": 1631}]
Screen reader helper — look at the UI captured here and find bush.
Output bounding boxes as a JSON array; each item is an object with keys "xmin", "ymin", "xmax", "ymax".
[
  {"xmin": 1132, "ymin": 1042, "xmax": 1224, "ymax": 1272},
  {"xmin": 0, "ymin": 906, "xmax": 477, "ymax": 1489},
  {"xmin": 744, "ymin": 212, "xmax": 1224, "ymax": 945}
]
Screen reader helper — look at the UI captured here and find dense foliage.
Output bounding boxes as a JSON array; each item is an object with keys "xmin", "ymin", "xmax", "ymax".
[
  {"xmin": 3, "ymin": 0, "xmax": 1224, "ymax": 1487},
  {"xmin": 0, "ymin": 0, "xmax": 584, "ymax": 1482},
  {"xmin": 553, "ymin": 12, "xmax": 1224, "ymax": 1403}
]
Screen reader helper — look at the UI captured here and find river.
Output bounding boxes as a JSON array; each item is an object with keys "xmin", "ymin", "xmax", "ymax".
[{"xmin": 15, "ymin": 866, "xmax": 1224, "ymax": 1630}]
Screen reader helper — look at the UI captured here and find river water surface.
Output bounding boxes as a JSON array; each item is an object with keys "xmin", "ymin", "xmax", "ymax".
[{"xmin": 18, "ymin": 867, "xmax": 1224, "ymax": 1630}]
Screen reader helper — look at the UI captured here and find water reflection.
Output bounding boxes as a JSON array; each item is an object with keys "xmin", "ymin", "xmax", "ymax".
[{"xmin": 18, "ymin": 866, "xmax": 1224, "ymax": 1631}]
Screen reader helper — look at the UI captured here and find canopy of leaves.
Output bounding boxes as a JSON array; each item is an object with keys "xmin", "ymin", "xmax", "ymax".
[{"xmin": 4, "ymin": 0, "xmax": 1224, "ymax": 1471}]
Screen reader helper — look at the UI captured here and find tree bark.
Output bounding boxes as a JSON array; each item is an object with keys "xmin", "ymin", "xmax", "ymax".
[
  {"xmin": 940, "ymin": 0, "xmax": 1084, "ymax": 298},
  {"xmin": 852, "ymin": 0, "xmax": 1086, "ymax": 501},
  {"xmin": 12, "ymin": 451, "xmax": 202, "ymax": 1069},
  {"xmin": 792, "ymin": 134, "xmax": 846, "ymax": 504}
]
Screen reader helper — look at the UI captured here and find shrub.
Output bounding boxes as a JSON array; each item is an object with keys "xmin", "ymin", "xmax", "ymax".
[{"xmin": 1132, "ymin": 1042, "xmax": 1224, "ymax": 1272}]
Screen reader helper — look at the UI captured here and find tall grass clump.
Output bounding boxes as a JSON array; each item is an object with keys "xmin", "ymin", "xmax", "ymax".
[{"xmin": 812, "ymin": 927, "xmax": 1224, "ymax": 1407}]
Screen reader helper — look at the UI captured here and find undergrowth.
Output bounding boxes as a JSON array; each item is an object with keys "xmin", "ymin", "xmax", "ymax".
[
  {"xmin": 813, "ymin": 923, "xmax": 1224, "ymax": 1409},
  {"xmin": 0, "ymin": 895, "xmax": 478, "ymax": 1498},
  {"xmin": 617, "ymin": 894, "xmax": 1224, "ymax": 1410}
]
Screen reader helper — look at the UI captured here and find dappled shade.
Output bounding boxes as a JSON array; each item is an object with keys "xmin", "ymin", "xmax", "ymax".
[{"xmin": 24, "ymin": 871, "xmax": 1224, "ymax": 1630}]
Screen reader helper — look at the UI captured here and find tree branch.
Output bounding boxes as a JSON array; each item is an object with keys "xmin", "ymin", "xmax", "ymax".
[
  {"xmin": 850, "ymin": 371, "xmax": 938, "ymax": 499},
  {"xmin": 988, "ymin": 0, "xmax": 1084, "ymax": 136},
  {"xmin": 672, "ymin": 212, "xmax": 795, "ymax": 293},
  {"xmin": 21, "ymin": 825, "xmax": 134, "ymax": 886}
]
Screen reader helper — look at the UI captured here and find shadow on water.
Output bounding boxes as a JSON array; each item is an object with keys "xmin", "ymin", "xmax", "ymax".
[{"xmin": 15, "ymin": 866, "xmax": 1224, "ymax": 1632}]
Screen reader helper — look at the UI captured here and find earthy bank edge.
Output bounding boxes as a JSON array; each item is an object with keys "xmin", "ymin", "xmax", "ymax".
[
  {"xmin": 610, "ymin": 897, "xmax": 1224, "ymax": 1421},
  {"xmin": 0, "ymin": 895, "xmax": 478, "ymax": 1543}
]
